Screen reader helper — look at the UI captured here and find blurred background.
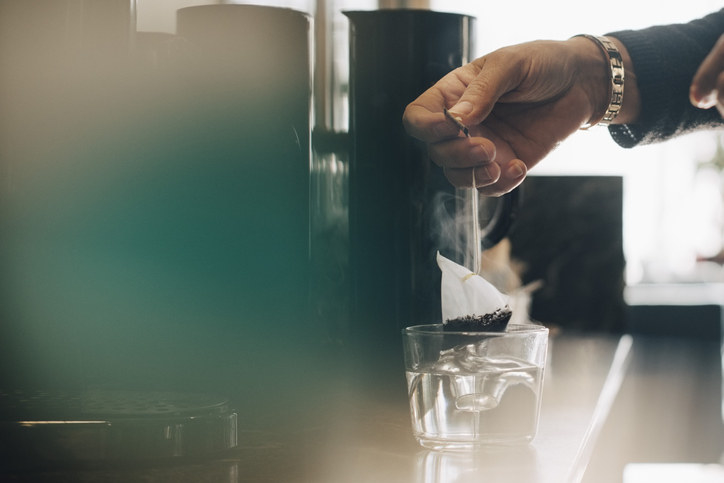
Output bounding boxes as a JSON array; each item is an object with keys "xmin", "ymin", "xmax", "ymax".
[
  {"xmin": 0, "ymin": 0, "xmax": 723, "ymax": 480},
  {"xmin": 2, "ymin": 0, "xmax": 723, "ymax": 384},
  {"xmin": 2, "ymin": 0, "xmax": 723, "ymax": 394}
]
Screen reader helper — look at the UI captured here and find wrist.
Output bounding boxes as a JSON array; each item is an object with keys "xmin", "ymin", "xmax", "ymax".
[
  {"xmin": 567, "ymin": 36, "xmax": 610, "ymax": 127},
  {"xmin": 606, "ymin": 36, "xmax": 639, "ymax": 124},
  {"xmin": 568, "ymin": 35, "xmax": 639, "ymax": 127},
  {"xmin": 570, "ymin": 34, "xmax": 625, "ymax": 128}
]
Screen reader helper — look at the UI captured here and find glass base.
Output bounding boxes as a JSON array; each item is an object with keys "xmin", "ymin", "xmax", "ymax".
[{"xmin": 416, "ymin": 434, "xmax": 535, "ymax": 451}]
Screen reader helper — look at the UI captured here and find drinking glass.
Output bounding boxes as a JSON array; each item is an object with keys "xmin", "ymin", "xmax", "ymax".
[{"xmin": 402, "ymin": 323, "xmax": 548, "ymax": 450}]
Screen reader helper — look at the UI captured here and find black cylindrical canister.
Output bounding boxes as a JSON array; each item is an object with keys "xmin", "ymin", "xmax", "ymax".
[{"xmin": 344, "ymin": 10, "xmax": 475, "ymax": 350}]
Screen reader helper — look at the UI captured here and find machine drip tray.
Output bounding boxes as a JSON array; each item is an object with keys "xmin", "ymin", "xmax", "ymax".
[{"xmin": 0, "ymin": 388, "xmax": 238, "ymax": 469}]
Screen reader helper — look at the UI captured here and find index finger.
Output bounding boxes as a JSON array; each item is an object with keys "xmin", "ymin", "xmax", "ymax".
[
  {"xmin": 402, "ymin": 99, "xmax": 460, "ymax": 142},
  {"xmin": 403, "ymin": 69, "xmax": 471, "ymax": 142}
]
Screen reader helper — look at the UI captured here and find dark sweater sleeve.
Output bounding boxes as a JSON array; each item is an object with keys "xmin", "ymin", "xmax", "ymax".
[{"xmin": 606, "ymin": 9, "xmax": 724, "ymax": 148}]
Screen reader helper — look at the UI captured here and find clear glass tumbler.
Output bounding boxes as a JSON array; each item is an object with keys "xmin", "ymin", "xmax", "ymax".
[{"xmin": 402, "ymin": 323, "xmax": 548, "ymax": 450}]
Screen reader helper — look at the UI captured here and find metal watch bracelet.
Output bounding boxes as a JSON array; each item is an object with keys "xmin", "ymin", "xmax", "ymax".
[{"xmin": 573, "ymin": 34, "xmax": 625, "ymax": 129}]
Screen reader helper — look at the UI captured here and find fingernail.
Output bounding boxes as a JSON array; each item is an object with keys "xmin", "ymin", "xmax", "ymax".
[
  {"xmin": 696, "ymin": 90, "xmax": 718, "ymax": 109},
  {"xmin": 506, "ymin": 162, "xmax": 526, "ymax": 179},
  {"xmin": 471, "ymin": 166, "xmax": 489, "ymax": 187},
  {"xmin": 449, "ymin": 101, "xmax": 474, "ymax": 116}
]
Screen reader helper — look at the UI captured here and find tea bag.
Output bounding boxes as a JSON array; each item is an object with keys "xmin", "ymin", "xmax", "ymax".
[{"xmin": 437, "ymin": 251, "xmax": 512, "ymax": 331}]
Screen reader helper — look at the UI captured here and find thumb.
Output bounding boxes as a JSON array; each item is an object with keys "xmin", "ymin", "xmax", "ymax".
[{"xmin": 447, "ymin": 56, "xmax": 522, "ymax": 125}]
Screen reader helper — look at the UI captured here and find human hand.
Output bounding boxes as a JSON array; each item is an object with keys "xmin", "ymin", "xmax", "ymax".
[
  {"xmin": 690, "ymin": 33, "xmax": 724, "ymax": 117},
  {"xmin": 402, "ymin": 38, "xmax": 612, "ymax": 196}
]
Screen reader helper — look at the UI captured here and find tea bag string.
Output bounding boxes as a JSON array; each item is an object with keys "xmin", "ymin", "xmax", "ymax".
[
  {"xmin": 443, "ymin": 108, "xmax": 480, "ymax": 276},
  {"xmin": 471, "ymin": 170, "xmax": 480, "ymax": 275}
]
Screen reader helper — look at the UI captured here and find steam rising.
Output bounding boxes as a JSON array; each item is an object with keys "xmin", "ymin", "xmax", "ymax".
[{"xmin": 429, "ymin": 191, "xmax": 479, "ymax": 270}]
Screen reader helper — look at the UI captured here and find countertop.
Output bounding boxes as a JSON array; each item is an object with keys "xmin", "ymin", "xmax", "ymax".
[{"xmin": 2, "ymin": 332, "xmax": 722, "ymax": 483}]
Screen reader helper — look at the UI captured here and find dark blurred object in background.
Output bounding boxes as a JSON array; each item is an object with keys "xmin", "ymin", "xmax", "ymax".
[
  {"xmin": 344, "ymin": 10, "xmax": 474, "ymax": 353},
  {"xmin": 0, "ymin": 3, "xmax": 315, "ymax": 417},
  {"xmin": 508, "ymin": 176, "xmax": 626, "ymax": 333}
]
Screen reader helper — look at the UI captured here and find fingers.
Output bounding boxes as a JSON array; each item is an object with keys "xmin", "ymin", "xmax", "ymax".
[
  {"xmin": 431, "ymin": 136, "xmax": 497, "ymax": 185},
  {"xmin": 427, "ymin": 129, "xmax": 527, "ymax": 194},
  {"xmin": 402, "ymin": 46, "xmax": 532, "ymax": 197},
  {"xmin": 404, "ymin": 86, "xmax": 525, "ymax": 195},
  {"xmin": 477, "ymin": 159, "xmax": 527, "ymax": 197},
  {"xmin": 443, "ymin": 156, "xmax": 527, "ymax": 196},
  {"xmin": 402, "ymin": 68, "xmax": 471, "ymax": 142},
  {"xmin": 427, "ymin": 136, "xmax": 496, "ymax": 169},
  {"xmin": 402, "ymin": 104, "xmax": 461, "ymax": 142},
  {"xmin": 691, "ymin": 34, "xmax": 724, "ymax": 116},
  {"xmin": 446, "ymin": 161, "xmax": 527, "ymax": 196},
  {"xmin": 404, "ymin": 49, "xmax": 524, "ymax": 141},
  {"xmin": 444, "ymin": 163, "xmax": 501, "ymax": 188}
]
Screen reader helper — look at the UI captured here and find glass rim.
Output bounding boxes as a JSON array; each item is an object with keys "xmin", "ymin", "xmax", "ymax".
[{"xmin": 402, "ymin": 322, "xmax": 548, "ymax": 336}]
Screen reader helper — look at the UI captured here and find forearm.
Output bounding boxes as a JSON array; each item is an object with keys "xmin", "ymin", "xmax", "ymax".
[{"xmin": 606, "ymin": 9, "xmax": 724, "ymax": 147}]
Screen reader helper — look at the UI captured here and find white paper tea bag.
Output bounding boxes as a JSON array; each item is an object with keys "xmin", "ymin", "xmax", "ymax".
[{"xmin": 437, "ymin": 251, "xmax": 511, "ymax": 331}]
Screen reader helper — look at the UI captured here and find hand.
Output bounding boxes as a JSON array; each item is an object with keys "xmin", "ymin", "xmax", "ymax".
[
  {"xmin": 402, "ymin": 37, "xmax": 613, "ymax": 196},
  {"xmin": 690, "ymin": 33, "xmax": 724, "ymax": 117}
]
